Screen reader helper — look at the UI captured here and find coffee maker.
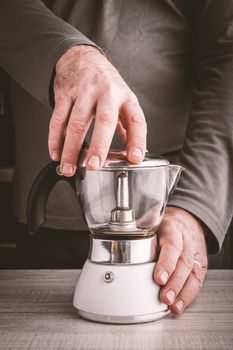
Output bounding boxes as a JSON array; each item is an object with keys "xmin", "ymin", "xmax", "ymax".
[{"xmin": 27, "ymin": 150, "xmax": 182, "ymax": 324}]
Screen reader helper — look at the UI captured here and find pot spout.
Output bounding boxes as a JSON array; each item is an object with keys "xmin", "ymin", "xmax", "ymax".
[{"xmin": 168, "ymin": 164, "xmax": 183, "ymax": 196}]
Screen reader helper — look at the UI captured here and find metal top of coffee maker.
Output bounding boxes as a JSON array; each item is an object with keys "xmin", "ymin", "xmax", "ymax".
[{"xmin": 79, "ymin": 149, "xmax": 169, "ymax": 171}]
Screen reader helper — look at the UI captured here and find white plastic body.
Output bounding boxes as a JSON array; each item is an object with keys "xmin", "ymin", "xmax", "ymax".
[{"xmin": 73, "ymin": 259, "xmax": 169, "ymax": 324}]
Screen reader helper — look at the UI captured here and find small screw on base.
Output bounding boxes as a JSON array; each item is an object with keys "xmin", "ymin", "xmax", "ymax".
[{"xmin": 104, "ymin": 271, "xmax": 114, "ymax": 283}]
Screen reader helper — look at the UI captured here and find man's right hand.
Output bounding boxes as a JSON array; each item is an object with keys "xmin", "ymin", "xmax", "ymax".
[{"xmin": 48, "ymin": 45, "xmax": 147, "ymax": 176}]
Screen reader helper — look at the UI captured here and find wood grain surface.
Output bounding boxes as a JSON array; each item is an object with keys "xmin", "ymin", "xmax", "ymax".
[{"xmin": 0, "ymin": 270, "xmax": 232, "ymax": 350}]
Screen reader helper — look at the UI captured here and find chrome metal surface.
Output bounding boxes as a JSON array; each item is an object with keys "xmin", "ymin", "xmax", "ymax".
[
  {"xmin": 109, "ymin": 209, "xmax": 137, "ymax": 230},
  {"xmin": 103, "ymin": 271, "xmax": 114, "ymax": 283},
  {"xmin": 76, "ymin": 308, "xmax": 170, "ymax": 324},
  {"xmin": 116, "ymin": 171, "xmax": 129, "ymax": 208},
  {"xmin": 109, "ymin": 170, "xmax": 137, "ymax": 231},
  {"xmin": 88, "ymin": 235, "xmax": 157, "ymax": 264},
  {"xmin": 56, "ymin": 165, "xmax": 62, "ymax": 176},
  {"xmin": 110, "ymin": 209, "xmax": 135, "ymax": 223},
  {"xmin": 79, "ymin": 149, "xmax": 169, "ymax": 171},
  {"xmin": 91, "ymin": 226, "xmax": 155, "ymax": 237}
]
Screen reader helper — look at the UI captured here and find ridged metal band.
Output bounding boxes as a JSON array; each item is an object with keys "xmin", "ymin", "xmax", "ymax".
[{"xmin": 88, "ymin": 235, "xmax": 157, "ymax": 264}]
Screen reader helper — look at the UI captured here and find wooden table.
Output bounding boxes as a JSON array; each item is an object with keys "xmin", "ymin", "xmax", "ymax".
[{"xmin": 0, "ymin": 270, "xmax": 232, "ymax": 350}]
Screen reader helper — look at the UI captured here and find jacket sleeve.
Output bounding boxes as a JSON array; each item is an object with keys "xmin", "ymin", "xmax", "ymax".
[
  {"xmin": 168, "ymin": 0, "xmax": 233, "ymax": 254},
  {"xmin": 0, "ymin": 0, "xmax": 99, "ymax": 107}
]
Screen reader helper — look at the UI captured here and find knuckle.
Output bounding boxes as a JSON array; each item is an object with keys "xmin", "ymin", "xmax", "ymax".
[
  {"xmin": 98, "ymin": 112, "xmax": 115, "ymax": 127},
  {"xmin": 90, "ymin": 140, "xmax": 108, "ymax": 155},
  {"xmin": 162, "ymin": 256, "xmax": 177, "ymax": 272},
  {"xmin": 50, "ymin": 115, "xmax": 65, "ymax": 131},
  {"xmin": 99, "ymin": 78, "xmax": 116, "ymax": 97},
  {"xmin": 62, "ymin": 149, "xmax": 77, "ymax": 160},
  {"xmin": 54, "ymin": 73, "xmax": 73, "ymax": 92},
  {"xmin": 158, "ymin": 220, "xmax": 179, "ymax": 236},
  {"xmin": 160, "ymin": 242, "xmax": 182, "ymax": 262},
  {"xmin": 124, "ymin": 100, "xmax": 146, "ymax": 126},
  {"xmin": 104, "ymin": 82, "xmax": 115, "ymax": 96},
  {"xmin": 48, "ymin": 137, "xmax": 58, "ymax": 148},
  {"xmin": 158, "ymin": 222, "xmax": 173, "ymax": 236},
  {"xmin": 169, "ymin": 241, "xmax": 182, "ymax": 254},
  {"xmin": 80, "ymin": 84, "xmax": 90, "ymax": 95},
  {"xmin": 191, "ymin": 270, "xmax": 204, "ymax": 290},
  {"xmin": 129, "ymin": 112, "xmax": 146, "ymax": 126},
  {"xmin": 159, "ymin": 233, "xmax": 182, "ymax": 251},
  {"xmin": 159, "ymin": 232, "xmax": 176, "ymax": 245},
  {"xmin": 69, "ymin": 120, "xmax": 86, "ymax": 135},
  {"xmin": 179, "ymin": 255, "xmax": 193, "ymax": 271},
  {"xmin": 171, "ymin": 277, "xmax": 184, "ymax": 292},
  {"xmin": 125, "ymin": 92, "xmax": 139, "ymax": 105}
]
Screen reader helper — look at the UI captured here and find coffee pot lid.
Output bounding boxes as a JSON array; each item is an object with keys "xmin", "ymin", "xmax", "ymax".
[{"xmin": 79, "ymin": 149, "xmax": 169, "ymax": 171}]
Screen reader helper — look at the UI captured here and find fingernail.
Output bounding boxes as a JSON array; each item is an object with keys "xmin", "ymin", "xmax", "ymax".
[
  {"xmin": 87, "ymin": 155, "xmax": 100, "ymax": 169},
  {"xmin": 160, "ymin": 270, "xmax": 169, "ymax": 284},
  {"xmin": 61, "ymin": 163, "xmax": 75, "ymax": 175},
  {"xmin": 166, "ymin": 289, "xmax": 176, "ymax": 303},
  {"xmin": 51, "ymin": 151, "xmax": 60, "ymax": 161},
  {"xmin": 175, "ymin": 299, "xmax": 184, "ymax": 312},
  {"xmin": 130, "ymin": 147, "xmax": 143, "ymax": 159}
]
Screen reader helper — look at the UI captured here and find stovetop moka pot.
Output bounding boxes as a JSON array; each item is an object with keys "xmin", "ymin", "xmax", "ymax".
[{"xmin": 27, "ymin": 149, "xmax": 182, "ymax": 324}]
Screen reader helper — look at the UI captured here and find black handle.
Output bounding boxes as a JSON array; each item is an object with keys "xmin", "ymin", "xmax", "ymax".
[{"xmin": 27, "ymin": 161, "xmax": 76, "ymax": 234}]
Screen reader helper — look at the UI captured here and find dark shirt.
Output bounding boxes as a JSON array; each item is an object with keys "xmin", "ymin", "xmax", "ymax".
[{"xmin": 1, "ymin": 0, "xmax": 233, "ymax": 253}]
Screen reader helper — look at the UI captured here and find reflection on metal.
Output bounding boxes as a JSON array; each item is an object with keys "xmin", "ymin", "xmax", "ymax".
[
  {"xmin": 103, "ymin": 271, "xmax": 114, "ymax": 283},
  {"xmin": 79, "ymin": 149, "xmax": 169, "ymax": 170},
  {"xmin": 89, "ymin": 235, "xmax": 157, "ymax": 264},
  {"xmin": 109, "ymin": 171, "xmax": 137, "ymax": 231},
  {"xmin": 116, "ymin": 171, "xmax": 129, "ymax": 208},
  {"xmin": 91, "ymin": 226, "xmax": 156, "ymax": 237}
]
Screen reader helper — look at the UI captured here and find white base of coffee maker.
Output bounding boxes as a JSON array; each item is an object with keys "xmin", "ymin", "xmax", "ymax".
[{"xmin": 73, "ymin": 259, "xmax": 169, "ymax": 324}]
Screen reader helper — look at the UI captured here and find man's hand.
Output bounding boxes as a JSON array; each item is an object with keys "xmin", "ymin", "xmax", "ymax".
[
  {"xmin": 154, "ymin": 207, "xmax": 208, "ymax": 314},
  {"xmin": 48, "ymin": 45, "xmax": 147, "ymax": 176}
]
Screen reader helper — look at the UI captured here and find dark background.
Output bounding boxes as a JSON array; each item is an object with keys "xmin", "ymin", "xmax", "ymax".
[{"xmin": 0, "ymin": 67, "xmax": 232, "ymax": 269}]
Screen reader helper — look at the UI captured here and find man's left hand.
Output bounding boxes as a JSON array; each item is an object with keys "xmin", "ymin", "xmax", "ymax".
[{"xmin": 154, "ymin": 206, "xmax": 208, "ymax": 314}]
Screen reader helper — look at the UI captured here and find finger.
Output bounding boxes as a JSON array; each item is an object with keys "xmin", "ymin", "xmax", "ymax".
[
  {"xmin": 60, "ymin": 96, "xmax": 94, "ymax": 176},
  {"xmin": 116, "ymin": 119, "xmax": 127, "ymax": 145},
  {"xmin": 121, "ymin": 99, "xmax": 147, "ymax": 163},
  {"xmin": 154, "ymin": 227, "xmax": 183, "ymax": 286},
  {"xmin": 169, "ymin": 263, "xmax": 207, "ymax": 314},
  {"xmin": 86, "ymin": 96, "xmax": 118, "ymax": 170},
  {"xmin": 159, "ymin": 233, "xmax": 195, "ymax": 305},
  {"xmin": 159, "ymin": 246, "xmax": 195, "ymax": 306},
  {"xmin": 49, "ymin": 96, "xmax": 73, "ymax": 160}
]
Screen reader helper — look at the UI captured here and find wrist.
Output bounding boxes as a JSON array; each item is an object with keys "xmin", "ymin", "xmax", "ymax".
[
  {"xmin": 166, "ymin": 206, "xmax": 208, "ymax": 237},
  {"xmin": 56, "ymin": 45, "xmax": 103, "ymax": 72}
]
